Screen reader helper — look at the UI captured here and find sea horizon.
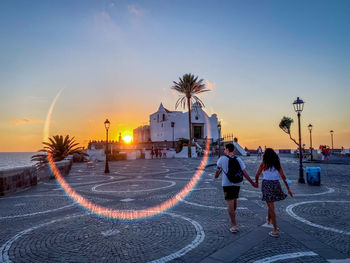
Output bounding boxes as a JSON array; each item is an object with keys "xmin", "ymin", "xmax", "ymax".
[{"xmin": 0, "ymin": 152, "xmax": 37, "ymax": 171}]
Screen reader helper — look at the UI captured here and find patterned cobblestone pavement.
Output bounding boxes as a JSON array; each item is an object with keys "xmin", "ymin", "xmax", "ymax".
[{"xmin": 0, "ymin": 155, "xmax": 349, "ymax": 262}]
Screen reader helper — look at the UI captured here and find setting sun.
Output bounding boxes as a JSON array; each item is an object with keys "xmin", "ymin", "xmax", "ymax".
[{"xmin": 123, "ymin": 135, "xmax": 133, "ymax": 144}]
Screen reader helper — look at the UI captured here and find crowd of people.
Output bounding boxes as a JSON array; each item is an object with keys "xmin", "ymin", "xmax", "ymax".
[{"xmin": 150, "ymin": 147, "xmax": 168, "ymax": 159}]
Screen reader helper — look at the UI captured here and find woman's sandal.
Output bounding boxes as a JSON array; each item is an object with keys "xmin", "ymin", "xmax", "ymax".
[
  {"xmin": 269, "ymin": 231, "xmax": 279, "ymax": 237},
  {"xmin": 229, "ymin": 227, "xmax": 239, "ymax": 233}
]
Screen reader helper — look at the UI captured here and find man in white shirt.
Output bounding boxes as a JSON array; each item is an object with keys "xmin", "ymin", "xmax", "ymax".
[{"xmin": 215, "ymin": 143, "xmax": 257, "ymax": 233}]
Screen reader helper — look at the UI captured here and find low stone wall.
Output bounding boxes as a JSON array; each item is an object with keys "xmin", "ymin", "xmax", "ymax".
[
  {"xmin": 0, "ymin": 158, "xmax": 73, "ymax": 197},
  {"xmin": 36, "ymin": 159, "xmax": 73, "ymax": 181},
  {"xmin": 0, "ymin": 166, "xmax": 37, "ymax": 196}
]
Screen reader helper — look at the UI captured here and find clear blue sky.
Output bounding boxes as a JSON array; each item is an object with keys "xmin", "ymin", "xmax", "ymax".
[{"xmin": 1, "ymin": 0, "xmax": 349, "ymax": 151}]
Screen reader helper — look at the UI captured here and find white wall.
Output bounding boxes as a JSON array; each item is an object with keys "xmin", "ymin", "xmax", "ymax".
[
  {"xmin": 87, "ymin": 149, "xmax": 105, "ymax": 161},
  {"xmin": 150, "ymin": 103, "xmax": 219, "ymax": 142}
]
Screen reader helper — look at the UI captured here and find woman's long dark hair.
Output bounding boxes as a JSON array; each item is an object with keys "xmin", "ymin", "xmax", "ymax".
[{"xmin": 263, "ymin": 148, "xmax": 281, "ymax": 171}]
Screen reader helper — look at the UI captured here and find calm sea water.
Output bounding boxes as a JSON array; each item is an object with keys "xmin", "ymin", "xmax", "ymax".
[{"xmin": 0, "ymin": 152, "xmax": 37, "ymax": 170}]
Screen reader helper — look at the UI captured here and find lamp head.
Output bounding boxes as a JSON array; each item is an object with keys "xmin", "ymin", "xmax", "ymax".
[
  {"xmin": 293, "ymin": 97, "xmax": 304, "ymax": 113},
  {"xmin": 104, "ymin": 119, "xmax": 110, "ymax": 130},
  {"xmin": 308, "ymin": 124, "xmax": 313, "ymax": 131},
  {"xmin": 330, "ymin": 130, "xmax": 334, "ymax": 135}
]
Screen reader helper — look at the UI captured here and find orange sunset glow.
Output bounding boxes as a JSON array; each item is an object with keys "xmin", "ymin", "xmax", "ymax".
[{"xmin": 0, "ymin": 0, "xmax": 349, "ymax": 153}]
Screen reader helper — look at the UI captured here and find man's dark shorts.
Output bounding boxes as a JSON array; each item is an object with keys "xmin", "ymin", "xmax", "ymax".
[{"xmin": 223, "ymin": 186, "xmax": 240, "ymax": 200}]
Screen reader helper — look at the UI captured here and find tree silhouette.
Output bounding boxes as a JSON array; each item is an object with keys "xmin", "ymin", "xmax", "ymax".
[
  {"xmin": 279, "ymin": 116, "xmax": 299, "ymax": 146},
  {"xmin": 171, "ymin": 73, "xmax": 210, "ymax": 157}
]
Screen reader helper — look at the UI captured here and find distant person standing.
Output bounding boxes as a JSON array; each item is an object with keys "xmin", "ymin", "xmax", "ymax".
[
  {"xmin": 320, "ymin": 145, "xmax": 325, "ymax": 160},
  {"xmin": 257, "ymin": 146, "xmax": 263, "ymax": 158},
  {"xmin": 320, "ymin": 145, "xmax": 330, "ymax": 161},
  {"xmin": 341, "ymin": 146, "xmax": 345, "ymax": 155},
  {"xmin": 215, "ymin": 143, "xmax": 257, "ymax": 233},
  {"xmin": 155, "ymin": 148, "xmax": 159, "ymax": 159},
  {"xmin": 255, "ymin": 148, "xmax": 293, "ymax": 237},
  {"xmin": 324, "ymin": 146, "xmax": 330, "ymax": 161},
  {"xmin": 151, "ymin": 147, "xmax": 155, "ymax": 159},
  {"xmin": 162, "ymin": 148, "xmax": 167, "ymax": 159}
]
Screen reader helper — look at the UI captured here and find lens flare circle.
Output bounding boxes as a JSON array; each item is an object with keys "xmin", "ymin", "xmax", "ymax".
[
  {"xmin": 44, "ymin": 90, "xmax": 211, "ymax": 220},
  {"xmin": 92, "ymin": 179, "xmax": 176, "ymax": 193}
]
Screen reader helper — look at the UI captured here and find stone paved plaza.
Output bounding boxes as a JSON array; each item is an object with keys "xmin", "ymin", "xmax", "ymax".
[{"xmin": 1, "ymin": 155, "xmax": 349, "ymax": 263}]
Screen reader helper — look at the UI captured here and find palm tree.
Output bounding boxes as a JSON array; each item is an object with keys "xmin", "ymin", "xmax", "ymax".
[
  {"xmin": 172, "ymin": 73, "xmax": 210, "ymax": 157},
  {"xmin": 31, "ymin": 135, "xmax": 87, "ymax": 166}
]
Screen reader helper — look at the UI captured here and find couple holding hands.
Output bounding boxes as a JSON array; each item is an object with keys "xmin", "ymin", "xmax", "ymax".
[{"xmin": 215, "ymin": 143, "xmax": 293, "ymax": 237}]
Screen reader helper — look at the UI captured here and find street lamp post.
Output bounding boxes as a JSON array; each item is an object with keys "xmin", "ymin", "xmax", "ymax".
[
  {"xmin": 308, "ymin": 124, "xmax": 313, "ymax": 161},
  {"xmin": 104, "ymin": 119, "xmax": 110, "ymax": 174},
  {"xmin": 330, "ymin": 130, "xmax": 334, "ymax": 154},
  {"xmin": 171, "ymin": 122, "xmax": 175, "ymax": 149},
  {"xmin": 293, "ymin": 97, "xmax": 305, "ymax": 184},
  {"xmin": 217, "ymin": 121, "xmax": 221, "ymax": 157}
]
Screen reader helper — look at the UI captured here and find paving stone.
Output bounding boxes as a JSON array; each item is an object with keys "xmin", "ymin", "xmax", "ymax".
[{"xmin": 0, "ymin": 155, "xmax": 349, "ymax": 262}]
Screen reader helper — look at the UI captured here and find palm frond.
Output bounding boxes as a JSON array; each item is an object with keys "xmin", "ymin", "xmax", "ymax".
[
  {"xmin": 175, "ymin": 96, "xmax": 187, "ymax": 109},
  {"xmin": 192, "ymin": 96, "xmax": 205, "ymax": 107},
  {"xmin": 32, "ymin": 134, "xmax": 85, "ymax": 163}
]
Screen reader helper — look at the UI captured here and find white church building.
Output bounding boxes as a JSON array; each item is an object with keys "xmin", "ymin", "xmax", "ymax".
[{"xmin": 134, "ymin": 102, "xmax": 219, "ymax": 143}]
